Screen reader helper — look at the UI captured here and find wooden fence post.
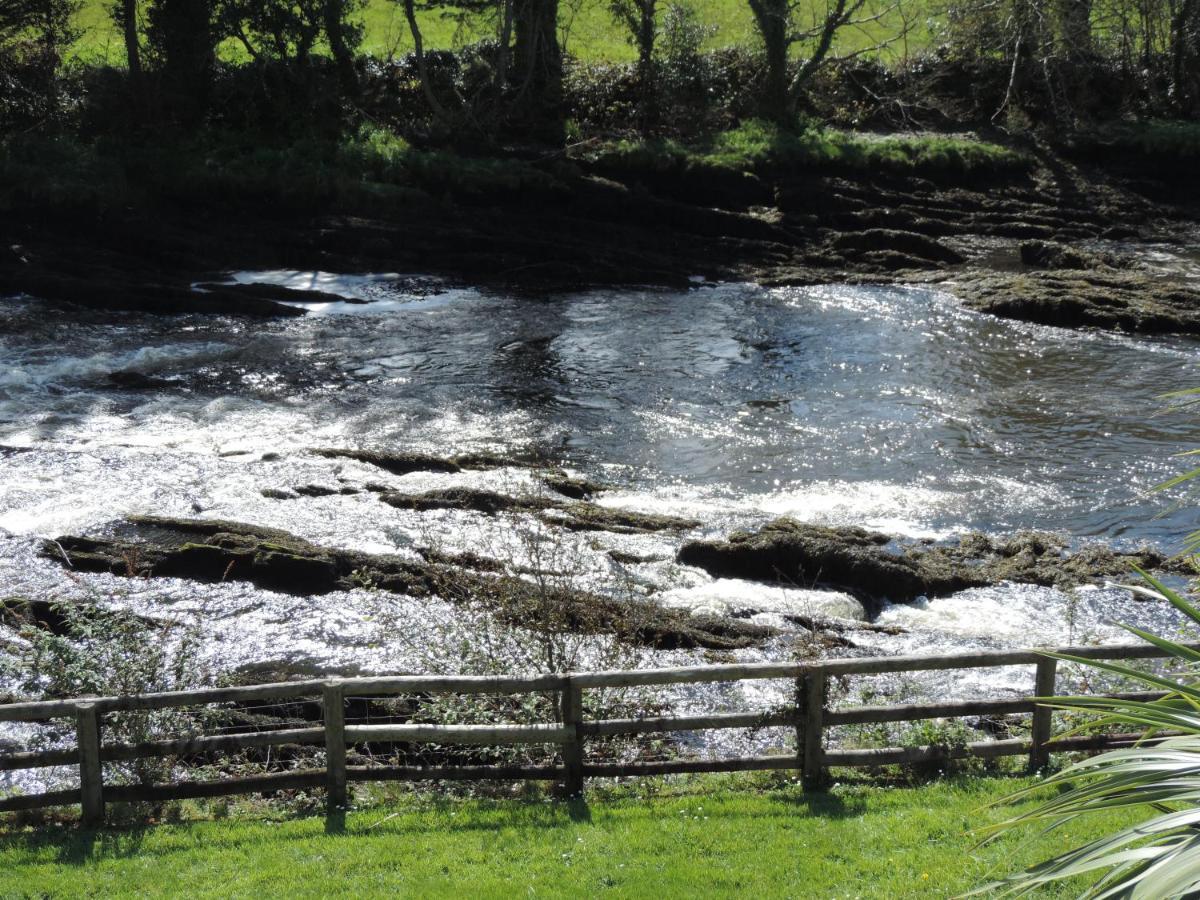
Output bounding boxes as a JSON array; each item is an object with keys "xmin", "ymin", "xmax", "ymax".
[
  {"xmin": 75, "ymin": 702, "xmax": 104, "ymax": 827},
  {"xmin": 1029, "ymin": 657, "xmax": 1058, "ymax": 772},
  {"xmin": 322, "ymin": 681, "xmax": 347, "ymax": 813},
  {"xmin": 801, "ymin": 668, "xmax": 826, "ymax": 789},
  {"xmin": 560, "ymin": 679, "xmax": 585, "ymax": 797}
]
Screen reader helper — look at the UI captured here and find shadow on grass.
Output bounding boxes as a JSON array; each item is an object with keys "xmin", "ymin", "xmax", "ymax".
[{"xmin": 1, "ymin": 772, "xmax": 1027, "ymax": 864}]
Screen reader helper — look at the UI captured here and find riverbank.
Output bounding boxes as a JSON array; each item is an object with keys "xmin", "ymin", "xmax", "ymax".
[
  {"xmin": 3, "ymin": 122, "xmax": 1198, "ymax": 334},
  {"xmin": 0, "ymin": 774, "xmax": 1141, "ymax": 898}
]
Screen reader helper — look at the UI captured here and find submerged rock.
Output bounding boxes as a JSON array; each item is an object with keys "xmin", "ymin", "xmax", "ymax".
[
  {"xmin": 42, "ymin": 517, "xmax": 773, "ymax": 651},
  {"xmin": 378, "ymin": 487, "xmax": 698, "ymax": 534},
  {"xmin": 677, "ymin": 519, "xmax": 1185, "ymax": 610},
  {"xmin": 313, "ymin": 447, "xmax": 543, "ymax": 476}
]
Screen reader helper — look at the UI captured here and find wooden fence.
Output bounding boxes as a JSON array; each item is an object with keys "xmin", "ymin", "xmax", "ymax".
[{"xmin": 0, "ymin": 641, "xmax": 1185, "ymax": 826}]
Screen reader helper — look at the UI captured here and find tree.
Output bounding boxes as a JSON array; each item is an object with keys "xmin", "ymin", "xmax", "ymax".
[
  {"xmin": 746, "ymin": 0, "xmax": 905, "ymax": 124},
  {"xmin": 145, "ymin": 0, "xmax": 216, "ymax": 123},
  {"xmin": 108, "ymin": 0, "xmax": 142, "ymax": 89},
  {"xmin": 1056, "ymin": 0, "xmax": 1092, "ymax": 59},
  {"xmin": 608, "ymin": 0, "xmax": 658, "ymax": 129},
  {"xmin": 511, "ymin": 0, "xmax": 562, "ymax": 140},
  {"xmin": 398, "ymin": 0, "xmax": 562, "ymax": 141},
  {"xmin": 1170, "ymin": 0, "xmax": 1200, "ymax": 114},
  {"xmin": 1, "ymin": 0, "xmax": 80, "ymax": 50},
  {"xmin": 323, "ymin": 0, "xmax": 361, "ymax": 93}
]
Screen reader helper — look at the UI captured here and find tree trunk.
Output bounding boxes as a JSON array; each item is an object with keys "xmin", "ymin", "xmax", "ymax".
[
  {"xmin": 323, "ymin": 0, "xmax": 358, "ymax": 96},
  {"xmin": 1056, "ymin": 0, "xmax": 1092, "ymax": 59},
  {"xmin": 748, "ymin": 0, "xmax": 791, "ymax": 125},
  {"xmin": 121, "ymin": 0, "xmax": 142, "ymax": 88},
  {"xmin": 635, "ymin": 0, "xmax": 657, "ymax": 131},
  {"xmin": 1171, "ymin": 0, "xmax": 1200, "ymax": 114},
  {"xmin": 512, "ymin": 0, "xmax": 563, "ymax": 142},
  {"xmin": 151, "ymin": 0, "xmax": 215, "ymax": 126}
]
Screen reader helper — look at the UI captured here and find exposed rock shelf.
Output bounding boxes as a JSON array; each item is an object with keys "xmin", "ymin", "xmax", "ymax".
[
  {"xmin": 677, "ymin": 520, "xmax": 1187, "ymax": 611},
  {"xmin": 40, "ymin": 517, "xmax": 772, "ymax": 651}
]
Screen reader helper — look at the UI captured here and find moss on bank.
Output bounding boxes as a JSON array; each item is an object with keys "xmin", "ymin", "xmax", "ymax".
[{"xmin": 589, "ymin": 119, "xmax": 1032, "ymax": 181}]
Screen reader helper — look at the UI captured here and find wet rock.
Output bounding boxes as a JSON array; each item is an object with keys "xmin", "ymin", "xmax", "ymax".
[
  {"xmin": 0, "ymin": 269, "xmax": 307, "ymax": 317},
  {"xmin": 549, "ymin": 504, "xmax": 701, "ymax": 534},
  {"xmin": 107, "ymin": 371, "xmax": 177, "ymax": 390},
  {"xmin": 380, "ymin": 488, "xmax": 557, "ymax": 514},
  {"xmin": 1019, "ymin": 240, "xmax": 1106, "ymax": 270},
  {"xmin": 608, "ymin": 550, "xmax": 664, "ymax": 565},
  {"xmin": 951, "ymin": 269, "xmax": 1200, "ymax": 334},
  {"xmin": 831, "ymin": 229, "xmax": 965, "ymax": 266},
  {"xmin": 415, "ymin": 547, "xmax": 507, "ymax": 573},
  {"xmin": 678, "ymin": 522, "xmax": 933, "ymax": 607},
  {"xmin": 193, "ymin": 282, "xmax": 369, "ymax": 305},
  {"xmin": 541, "ymin": 472, "xmax": 608, "ymax": 500},
  {"xmin": 42, "ymin": 517, "xmax": 773, "ymax": 651},
  {"xmin": 293, "ymin": 484, "xmax": 361, "ymax": 498},
  {"xmin": 379, "ymin": 487, "xmax": 696, "ymax": 535},
  {"xmin": 313, "ymin": 448, "xmax": 541, "ymax": 477},
  {"xmin": 260, "ymin": 487, "xmax": 299, "ymax": 500},
  {"xmin": 313, "ymin": 448, "xmax": 464, "ymax": 475},
  {"xmin": 678, "ymin": 519, "xmax": 1187, "ymax": 610}
]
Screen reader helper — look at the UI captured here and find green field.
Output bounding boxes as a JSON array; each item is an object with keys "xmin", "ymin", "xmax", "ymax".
[
  {"xmin": 0, "ymin": 775, "xmax": 1141, "ymax": 898},
  {"xmin": 68, "ymin": 0, "xmax": 924, "ymax": 65}
]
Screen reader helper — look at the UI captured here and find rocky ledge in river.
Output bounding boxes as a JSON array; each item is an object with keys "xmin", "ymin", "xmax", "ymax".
[
  {"xmin": 312, "ymin": 448, "xmax": 609, "ymax": 500},
  {"xmin": 677, "ymin": 520, "xmax": 1187, "ymax": 612},
  {"xmin": 378, "ymin": 487, "xmax": 700, "ymax": 534},
  {"xmin": 948, "ymin": 266, "xmax": 1200, "ymax": 335},
  {"xmin": 40, "ymin": 516, "xmax": 769, "ymax": 651}
]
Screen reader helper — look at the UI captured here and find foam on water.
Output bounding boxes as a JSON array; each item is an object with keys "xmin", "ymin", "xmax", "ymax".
[{"xmin": 1, "ymin": 276, "xmax": 1199, "ymax": 697}]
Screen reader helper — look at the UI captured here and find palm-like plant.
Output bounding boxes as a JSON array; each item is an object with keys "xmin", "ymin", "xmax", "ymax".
[{"xmin": 975, "ymin": 571, "xmax": 1200, "ymax": 897}]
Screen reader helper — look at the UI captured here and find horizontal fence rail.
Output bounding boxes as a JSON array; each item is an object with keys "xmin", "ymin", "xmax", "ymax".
[{"xmin": 0, "ymin": 641, "xmax": 1192, "ymax": 824}]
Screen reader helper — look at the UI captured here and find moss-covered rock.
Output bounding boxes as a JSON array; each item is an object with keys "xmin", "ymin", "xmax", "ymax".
[
  {"xmin": 950, "ymin": 269, "xmax": 1200, "ymax": 334},
  {"xmin": 42, "ymin": 517, "xmax": 772, "ymax": 651},
  {"xmin": 678, "ymin": 519, "xmax": 1186, "ymax": 610}
]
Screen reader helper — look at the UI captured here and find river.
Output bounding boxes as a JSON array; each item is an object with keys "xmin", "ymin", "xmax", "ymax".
[{"xmin": 1, "ymin": 274, "xmax": 1198, "ymax": 765}]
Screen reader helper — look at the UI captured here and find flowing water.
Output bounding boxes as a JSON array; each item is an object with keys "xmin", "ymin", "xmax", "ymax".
[{"xmin": 2, "ymin": 274, "xmax": 1199, "ymax": 772}]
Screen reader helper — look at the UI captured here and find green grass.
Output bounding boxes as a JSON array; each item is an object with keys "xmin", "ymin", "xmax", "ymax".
[
  {"xmin": 67, "ymin": 0, "xmax": 928, "ymax": 65},
  {"xmin": 0, "ymin": 775, "xmax": 1145, "ymax": 898},
  {"xmin": 0, "ymin": 129, "xmax": 568, "ymax": 214},
  {"xmin": 590, "ymin": 119, "xmax": 1032, "ymax": 178}
]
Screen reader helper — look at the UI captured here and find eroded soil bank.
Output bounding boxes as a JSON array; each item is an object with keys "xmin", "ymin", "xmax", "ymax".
[{"xmin": 3, "ymin": 142, "xmax": 1199, "ymax": 334}]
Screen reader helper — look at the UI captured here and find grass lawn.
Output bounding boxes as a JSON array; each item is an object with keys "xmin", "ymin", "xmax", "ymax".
[
  {"xmin": 68, "ymin": 0, "xmax": 929, "ymax": 65},
  {"xmin": 0, "ymin": 774, "xmax": 1142, "ymax": 898}
]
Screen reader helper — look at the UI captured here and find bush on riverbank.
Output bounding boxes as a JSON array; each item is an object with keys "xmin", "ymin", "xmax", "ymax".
[{"xmin": 0, "ymin": 119, "xmax": 1034, "ymax": 218}]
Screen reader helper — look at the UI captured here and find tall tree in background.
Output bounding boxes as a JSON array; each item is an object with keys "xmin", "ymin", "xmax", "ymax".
[
  {"xmin": 608, "ymin": 0, "xmax": 659, "ymax": 129},
  {"xmin": 323, "ymin": 0, "xmax": 361, "ymax": 93},
  {"xmin": 1, "ymin": 0, "xmax": 80, "ymax": 50},
  {"xmin": 1171, "ymin": 0, "xmax": 1200, "ymax": 113},
  {"xmin": 145, "ymin": 0, "xmax": 216, "ymax": 124},
  {"xmin": 512, "ymin": 0, "xmax": 562, "ymax": 140},
  {"xmin": 1056, "ymin": 0, "xmax": 1092, "ymax": 58},
  {"xmin": 112, "ymin": 0, "xmax": 142, "ymax": 89},
  {"xmin": 747, "ymin": 0, "xmax": 903, "ymax": 124}
]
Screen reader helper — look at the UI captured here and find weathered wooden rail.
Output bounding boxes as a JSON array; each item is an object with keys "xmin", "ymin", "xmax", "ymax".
[{"xmin": 0, "ymin": 641, "xmax": 1187, "ymax": 825}]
